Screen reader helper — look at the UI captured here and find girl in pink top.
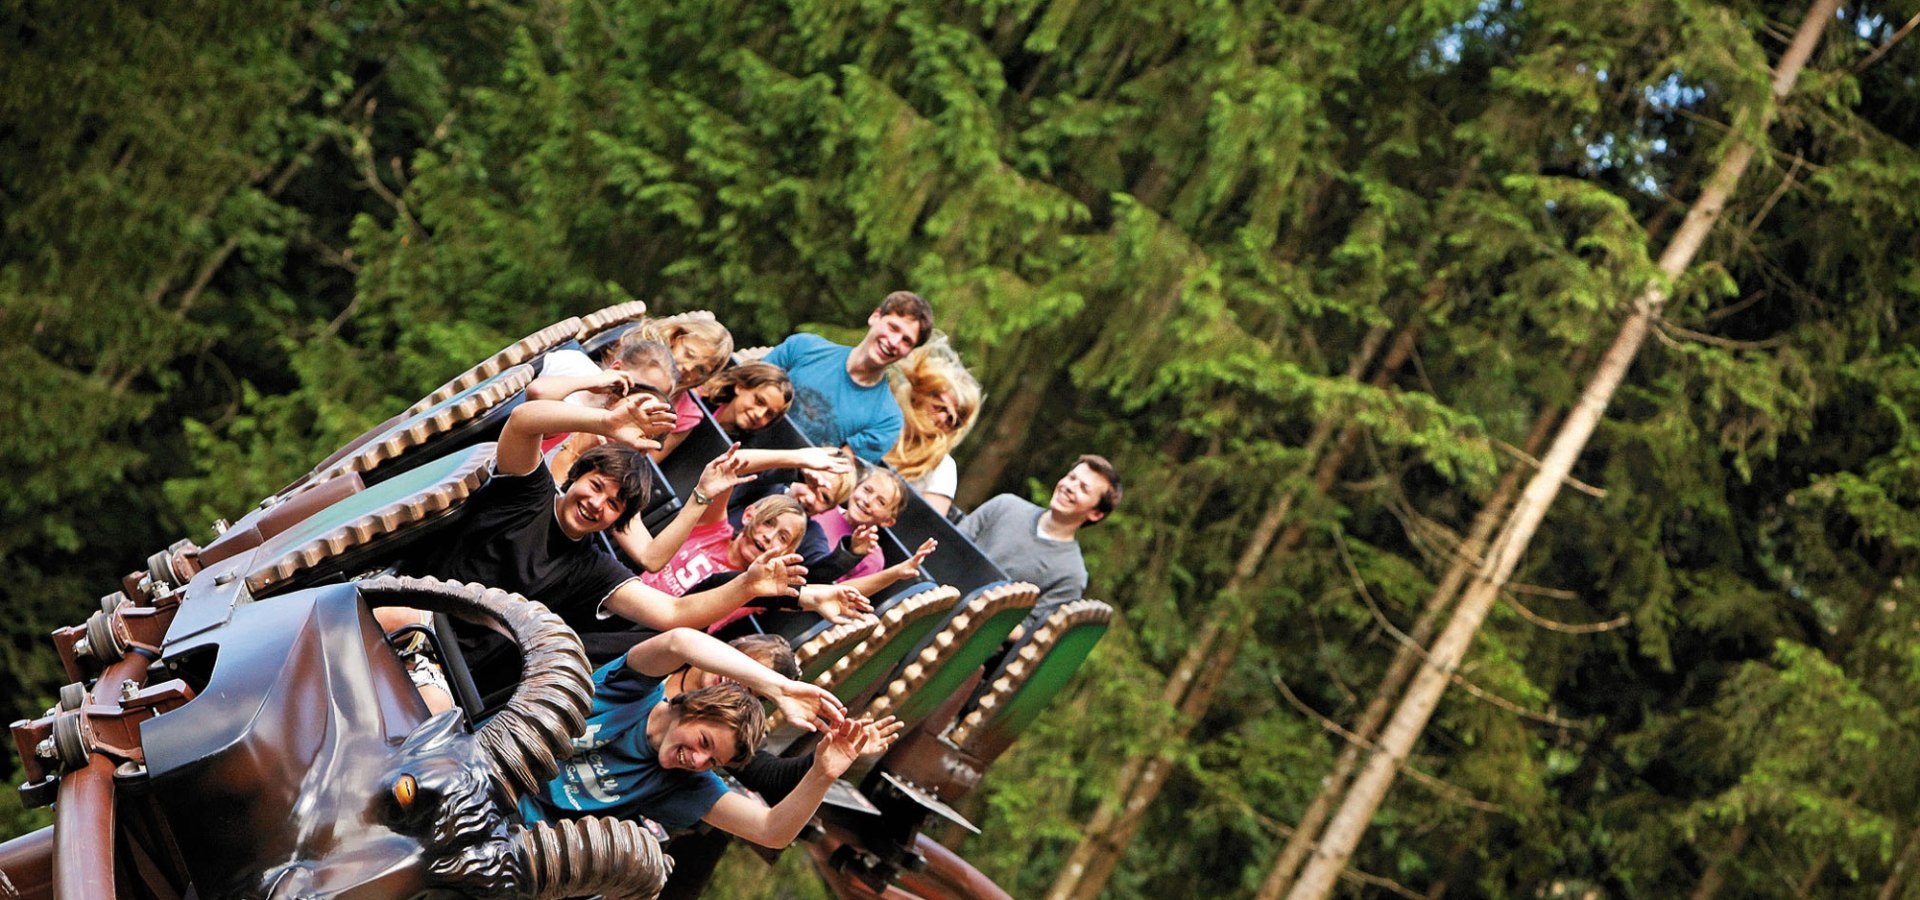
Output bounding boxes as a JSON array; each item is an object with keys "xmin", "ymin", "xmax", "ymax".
[{"xmin": 815, "ymin": 466, "xmax": 938, "ymax": 599}]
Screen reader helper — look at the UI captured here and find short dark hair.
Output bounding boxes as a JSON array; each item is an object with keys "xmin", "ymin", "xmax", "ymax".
[
  {"xmin": 1076, "ymin": 454, "xmax": 1122, "ymax": 522},
  {"xmin": 729, "ymin": 634, "xmax": 800, "ymax": 681},
  {"xmin": 561, "ymin": 445, "xmax": 652, "ymax": 532},
  {"xmin": 875, "ymin": 291, "xmax": 935, "ymax": 349}
]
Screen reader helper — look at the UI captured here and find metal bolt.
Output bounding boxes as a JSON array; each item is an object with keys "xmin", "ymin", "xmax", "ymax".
[
  {"xmin": 73, "ymin": 638, "xmax": 91, "ymax": 659},
  {"xmin": 120, "ymin": 680, "xmax": 140, "ymax": 702},
  {"xmin": 214, "ymin": 572, "xmax": 235, "ymax": 586},
  {"xmin": 34, "ymin": 738, "xmax": 54, "ymax": 759}
]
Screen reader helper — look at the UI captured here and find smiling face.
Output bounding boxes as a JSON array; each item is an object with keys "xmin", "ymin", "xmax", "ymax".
[
  {"xmin": 845, "ymin": 475, "xmax": 903, "ymax": 528},
  {"xmin": 863, "ymin": 312, "xmax": 925, "ymax": 369},
  {"xmin": 554, "ymin": 471, "xmax": 628, "ymax": 539},
  {"xmin": 1048, "ymin": 463, "xmax": 1113, "ymax": 526},
  {"xmin": 716, "ymin": 383, "xmax": 790, "ymax": 433},
  {"xmin": 656, "ymin": 718, "xmax": 742, "ymax": 773},
  {"xmin": 729, "ymin": 507, "xmax": 805, "ymax": 567}
]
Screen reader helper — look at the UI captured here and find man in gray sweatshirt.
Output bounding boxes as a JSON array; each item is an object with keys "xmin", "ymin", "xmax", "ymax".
[{"xmin": 958, "ymin": 454, "xmax": 1122, "ymax": 623}]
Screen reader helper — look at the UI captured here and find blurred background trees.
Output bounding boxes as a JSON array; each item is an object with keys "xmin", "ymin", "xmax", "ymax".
[{"xmin": 5, "ymin": 0, "xmax": 1919, "ymax": 895}]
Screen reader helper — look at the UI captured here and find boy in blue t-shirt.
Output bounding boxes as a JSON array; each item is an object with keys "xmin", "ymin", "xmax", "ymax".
[
  {"xmin": 520, "ymin": 628, "xmax": 892, "ymax": 847},
  {"xmin": 756, "ymin": 291, "xmax": 933, "ymax": 463}
]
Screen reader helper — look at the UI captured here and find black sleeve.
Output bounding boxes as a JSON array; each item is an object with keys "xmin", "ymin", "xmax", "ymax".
[
  {"xmin": 728, "ymin": 750, "xmax": 816, "ymax": 802},
  {"xmin": 803, "ymin": 532, "xmax": 861, "ymax": 585},
  {"xmin": 685, "ymin": 571, "xmax": 802, "ymax": 611}
]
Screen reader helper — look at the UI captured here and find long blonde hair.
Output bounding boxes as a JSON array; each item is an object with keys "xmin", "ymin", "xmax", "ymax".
[
  {"xmin": 632, "ymin": 312, "xmax": 734, "ymax": 397},
  {"xmin": 885, "ymin": 333, "xmax": 981, "ymax": 481}
]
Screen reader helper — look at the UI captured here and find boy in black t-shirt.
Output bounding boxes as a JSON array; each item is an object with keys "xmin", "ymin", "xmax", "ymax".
[{"xmin": 383, "ymin": 368, "xmax": 808, "ymax": 708}]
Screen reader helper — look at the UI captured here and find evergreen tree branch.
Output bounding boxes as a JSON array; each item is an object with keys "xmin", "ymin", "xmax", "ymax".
[
  {"xmin": 1493, "ymin": 439, "xmax": 1607, "ymax": 498},
  {"xmin": 1650, "ymin": 316, "xmax": 1789, "ymax": 351},
  {"xmin": 1850, "ymin": 11, "xmax": 1920, "ymax": 75},
  {"xmin": 1334, "ymin": 529, "xmax": 1589, "ymax": 731},
  {"xmin": 1500, "ymin": 591, "xmax": 1630, "ymax": 635},
  {"xmin": 1269, "ymin": 672, "xmax": 1504, "ymax": 815}
]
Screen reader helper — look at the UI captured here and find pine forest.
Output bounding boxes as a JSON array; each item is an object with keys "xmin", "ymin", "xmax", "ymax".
[{"xmin": 5, "ymin": 0, "xmax": 1920, "ymax": 896}]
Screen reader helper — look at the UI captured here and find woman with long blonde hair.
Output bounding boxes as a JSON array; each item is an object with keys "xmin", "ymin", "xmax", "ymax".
[{"xmin": 884, "ymin": 333, "xmax": 981, "ymax": 515}]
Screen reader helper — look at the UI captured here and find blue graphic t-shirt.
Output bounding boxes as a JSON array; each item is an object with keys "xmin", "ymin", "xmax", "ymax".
[
  {"xmin": 762, "ymin": 333, "xmax": 903, "ymax": 463},
  {"xmin": 519, "ymin": 659, "xmax": 727, "ymax": 830}
]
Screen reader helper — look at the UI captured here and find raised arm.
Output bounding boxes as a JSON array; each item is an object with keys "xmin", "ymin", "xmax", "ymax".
[
  {"xmin": 625, "ymin": 628, "xmax": 844, "ymax": 728},
  {"xmin": 836, "ymin": 536, "xmax": 937, "ymax": 598},
  {"xmin": 497, "ymin": 386, "xmax": 675, "ymax": 476},
  {"xmin": 694, "ymin": 445, "xmax": 852, "ymax": 527},
  {"xmin": 602, "ymin": 547, "xmax": 807, "ymax": 631},
  {"xmin": 701, "ymin": 717, "xmax": 892, "ymax": 848}
]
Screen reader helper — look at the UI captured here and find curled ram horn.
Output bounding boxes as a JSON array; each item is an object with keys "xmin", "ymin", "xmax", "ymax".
[
  {"xmin": 355, "ymin": 575, "xmax": 593, "ymax": 796},
  {"xmin": 516, "ymin": 815, "xmax": 673, "ymax": 900}
]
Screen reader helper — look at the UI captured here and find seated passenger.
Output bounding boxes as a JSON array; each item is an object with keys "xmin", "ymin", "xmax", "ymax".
[
  {"xmin": 383, "ymin": 372, "xmax": 807, "ymax": 689},
  {"xmin": 520, "ymin": 627, "xmax": 893, "ymax": 849},
  {"xmin": 815, "ymin": 465, "xmax": 938, "ymax": 599},
  {"xmin": 641, "ymin": 446, "xmax": 871, "ymax": 624},
  {"xmin": 745, "ymin": 291, "xmax": 933, "ymax": 464},
  {"xmin": 703, "ymin": 362, "xmax": 793, "ymax": 437},
  {"xmin": 534, "ymin": 337, "xmax": 677, "ymax": 475},
  {"xmin": 728, "ymin": 454, "xmax": 865, "ymax": 585},
  {"xmin": 884, "ymin": 333, "xmax": 982, "ymax": 517},
  {"xmin": 959, "ymin": 454, "xmax": 1122, "ymax": 621},
  {"xmin": 635, "ymin": 315, "xmax": 734, "ymax": 462}
]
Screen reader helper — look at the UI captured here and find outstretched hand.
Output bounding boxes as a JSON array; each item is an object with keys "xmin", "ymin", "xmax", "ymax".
[
  {"xmin": 582, "ymin": 369, "xmax": 639, "ymax": 397},
  {"xmin": 697, "ymin": 443, "xmax": 750, "ymax": 498},
  {"xmin": 603, "ymin": 393, "xmax": 676, "ymax": 450},
  {"xmin": 799, "ymin": 584, "xmax": 874, "ymax": 624},
  {"xmin": 813, "ymin": 716, "xmax": 898, "ymax": 777},
  {"xmin": 890, "ymin": 537, "xmax": 937, "ymax": 581},
  {"xmin": 741, "ymin": 548, "xmax": 806, "ymax": 598},
  {"xmin": 852, "ymin": 716, "xmax": 904, "ymax": 758},
  {"xmin": 770, "ymin": 679, "xmax": 846, "ymax": 734},
  {"xmin": 793, "ymin": 446, "xmax": 855, "ymax": 477},
  {"xmin": 849, "ymin": 523, "xmax": 879, "ymax": 558}
]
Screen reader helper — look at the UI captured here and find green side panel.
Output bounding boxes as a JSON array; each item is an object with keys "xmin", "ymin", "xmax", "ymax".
[
  {"xmin": 828, "ymin": 615, "xmax": 945, "ymax": 705},
  {"xmin": 800, "ymin": 643, "xmax": 857, "ymax": 683},
  {"xmin": 254, "ymin": 446, "xmax": 488, "ymax": 562},
  {"xmin": 973, "ymin": 623, "xmax": 1108, "ymax": 748},
  {"xmin": 889, "ymin": 605, "xmax": 1030, "ymax": 728}
]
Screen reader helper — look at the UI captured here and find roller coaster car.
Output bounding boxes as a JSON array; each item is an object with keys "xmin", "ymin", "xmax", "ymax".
[{"xmin": 9, "ymin": 304, "xmax": 1114, "ymax": 900}]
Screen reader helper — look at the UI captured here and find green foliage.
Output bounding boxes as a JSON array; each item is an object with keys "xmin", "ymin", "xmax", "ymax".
[{"xmin": 8, "ymin": 0, "xmax": 1920, "ymax": 896}]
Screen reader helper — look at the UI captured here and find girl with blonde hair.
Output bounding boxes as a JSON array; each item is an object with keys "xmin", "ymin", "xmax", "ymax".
[
  {"xmin": 884, "ymin": 333, "xmax": 981, "ymax": 515},
  {"xmin": 632, "ymin": 313, "xmax": 734, "ymax": 460}
]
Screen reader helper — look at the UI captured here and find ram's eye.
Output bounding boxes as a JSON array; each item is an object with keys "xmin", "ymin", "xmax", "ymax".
[{"xmin": 393, "ymin": 774, "xmax": 418, "ymax": 809}]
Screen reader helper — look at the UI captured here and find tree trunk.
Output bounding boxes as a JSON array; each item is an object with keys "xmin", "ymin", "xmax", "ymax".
[
  {"xmin": 1285, "ymin": 5, "xmax": 1839, "ymax": 895},
  {"xmin": 1688, "ymin": 825, "xmax": 1750, "ymax": 900},
  {"xmin": 955, "ymin": 364, "xmax": 1050, "ymax": 508},
  {"xmin": 1254, "ymin": 401, "xmax": 1561, "ymax": 899},
  {"xmin": 1045, "ymin": 326, "xmax": 1392, "ymax": 900},
  {"xmin": 1875, "ymin": 818, "xmax": 1920, "ymax": 900}
]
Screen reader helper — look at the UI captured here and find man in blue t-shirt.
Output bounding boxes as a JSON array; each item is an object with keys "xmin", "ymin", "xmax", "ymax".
[
  {"xmin": 757, "ymin": 291, "xmax": 933, "ymax": 463},
  {"xmin": 521, "ymin": 628, "xmax": 893, "ymax": 846}
]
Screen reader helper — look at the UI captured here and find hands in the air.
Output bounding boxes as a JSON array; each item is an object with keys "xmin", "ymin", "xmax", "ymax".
[
  {"xmin": 697, "ymin": 444, "xmax": 750, "ymax": 498},
  {"xmin": 798, "ymin": 583, "xmax": 874, "ymax": 625},
  {"xmin": 814, "ymin": 715, "xmax": 904, "ymax": 777},
  {"xmin": 743, "ymin": 548, "xmax": 807, "ymax": 598},
  {"xmin": 770, "ymin": 679, "xmax": 847, "ymax": 734}
]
